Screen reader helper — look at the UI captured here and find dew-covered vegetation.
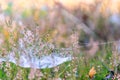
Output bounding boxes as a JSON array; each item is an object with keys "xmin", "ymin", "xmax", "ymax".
[{"xmin": 0, "ymin": 0, "xmax": 120, "ymax": 80}]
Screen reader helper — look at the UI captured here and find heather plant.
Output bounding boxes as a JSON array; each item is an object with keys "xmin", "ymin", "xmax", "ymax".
[{"xmin": 0, "ymin": 0, "xmax": 120, "ymax": 80}]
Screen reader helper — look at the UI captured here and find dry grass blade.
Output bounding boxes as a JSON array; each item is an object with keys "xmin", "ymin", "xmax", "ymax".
[{"xmin": 61, "ymin": 9, "xmax": 96, "ymax": 37}]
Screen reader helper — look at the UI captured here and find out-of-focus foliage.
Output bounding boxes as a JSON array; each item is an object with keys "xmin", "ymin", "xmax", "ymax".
[{"xmin": 0, "ymin": 0, "xmax": 120, "ymax": 80}]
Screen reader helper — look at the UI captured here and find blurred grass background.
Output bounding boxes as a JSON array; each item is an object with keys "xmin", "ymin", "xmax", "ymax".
[{"xmin": 0, "ymin": 0, "xmax": 120, "ymax": 80}]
